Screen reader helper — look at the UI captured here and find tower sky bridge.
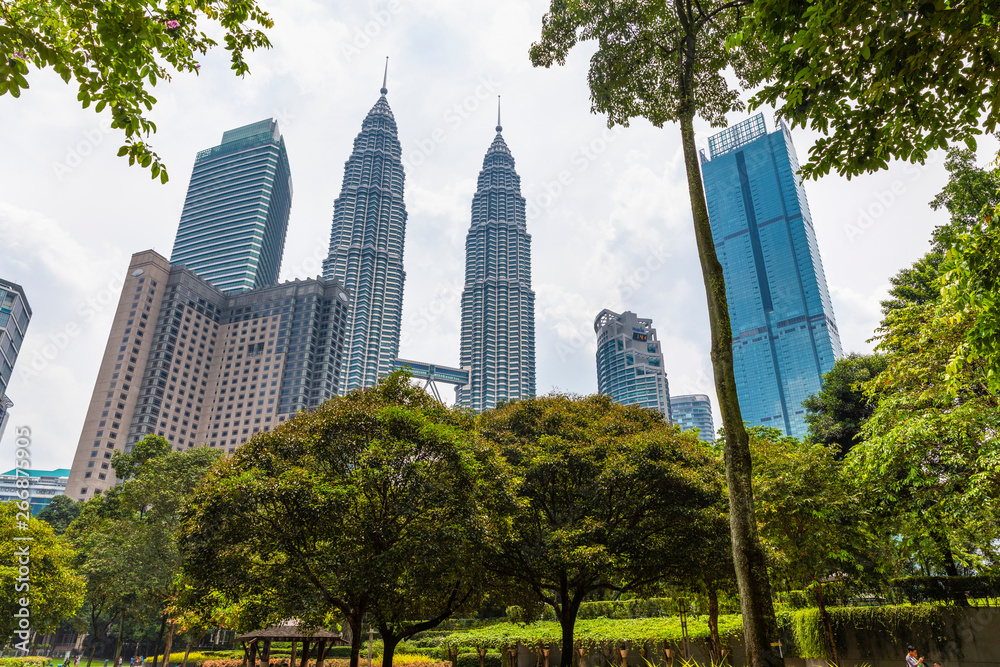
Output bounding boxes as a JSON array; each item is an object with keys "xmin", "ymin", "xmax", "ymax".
[{"xmin": 392, "ymin": 359, "xmax": 469, "ymax": 402}]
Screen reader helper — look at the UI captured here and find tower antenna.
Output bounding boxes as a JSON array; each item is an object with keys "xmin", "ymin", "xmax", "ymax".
[
  {"xmin": 381, "ymin": 56, "xmax": 388, "ymax": 95},
  {"xmin": 496, "ymin": 96, "xmax": 502, "ymax": 132}
]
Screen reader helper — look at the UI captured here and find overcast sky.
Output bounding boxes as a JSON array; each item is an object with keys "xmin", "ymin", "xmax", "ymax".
[{"xmin": 1, "ymin": 0, "xmax": 995, "ymax": 470}]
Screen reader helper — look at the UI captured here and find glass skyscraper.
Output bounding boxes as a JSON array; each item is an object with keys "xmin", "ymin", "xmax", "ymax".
[
  {"xmin": 0, "ymin": 279, "xmax": 30, "ymax": 442},
  {"xmin": 171, "ymin": 118, "xmax": 293, "ymax": 293},
  {"xmin": 700, "ymin": 113, "xmax": 842, "ymax": 438},
  {"xmin": 594, "ymin": 309, "xmax": 670, "ymax": 418},
  {"xmin": 456, "ymin": 116, "xmax": 536, "ymax": 411},
  {"xmin": 322, "ymin": 80, "xmax": 407, "ymax": 394},
  {"xmin": 670, "ymin": 394, "xmax": 715, "ymax": 442}
]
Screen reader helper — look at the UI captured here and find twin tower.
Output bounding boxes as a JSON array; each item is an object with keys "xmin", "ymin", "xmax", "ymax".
[{"xmin": 66, "ymin": 71, "xmax": 535, "ymax": 499}]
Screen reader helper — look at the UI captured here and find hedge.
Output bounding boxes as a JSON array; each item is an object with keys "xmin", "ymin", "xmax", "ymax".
[
  {"xmin": 891, "ymin": 576, "xmax": 1000, "ymax": 605},
  {"xmin": 440, "ymin": 616, "xmax": 744, "ymax": 651},
  {"xmin": 202, "ymin": 660, "xmax": 443, "ymax": 667},
  {"xmin": 0, "ymin": 659, "xmax": 53, "ymax": 667}
]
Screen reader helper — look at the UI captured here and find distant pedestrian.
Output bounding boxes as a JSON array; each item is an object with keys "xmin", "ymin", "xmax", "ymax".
[{"xmin": 906, "ymin": 646, "xmax": 925, "ymax": 667}]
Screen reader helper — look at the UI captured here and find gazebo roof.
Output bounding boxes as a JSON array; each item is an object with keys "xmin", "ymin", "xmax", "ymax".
[{"xmin": 237, "ymin": 623, "xmax": 343, "ymax": 642}]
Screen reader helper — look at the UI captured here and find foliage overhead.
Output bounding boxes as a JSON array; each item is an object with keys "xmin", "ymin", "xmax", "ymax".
[
  {"xmin": 0, "ymin": 0, "xmax": 273, "ymax": 181},
  {"xmin": 37, "ymin": 494, "xmax": 82, "ymax": 535},
  {"xmin": 748, "ymin": 0, "xmax": 1000, "ymax": 179}
]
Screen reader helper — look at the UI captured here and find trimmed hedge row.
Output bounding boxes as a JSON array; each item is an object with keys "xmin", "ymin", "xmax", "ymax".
[{"xmin": 455, "ymin": 654, "xmax": 503, "ymax": 667}]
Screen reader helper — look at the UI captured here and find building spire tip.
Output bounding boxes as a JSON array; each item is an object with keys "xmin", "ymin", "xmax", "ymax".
[
  {"xmin": 496, "ymin": 95, "xmax": 502, "ymax": 133},
  {"xmin": 380, "ymin": 56, "xmax": 388, "ymax": 95}
]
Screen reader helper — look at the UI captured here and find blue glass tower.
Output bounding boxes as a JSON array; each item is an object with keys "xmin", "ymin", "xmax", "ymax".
[
  {"xmin": 0, "ymin": 279, "xmax": 30, "ymax": 443},
  {"xmin": 594, "ymin": 309, "xmax": 670, "ymax": 418},
  {"xmin": 700, "ymin": 113, "xmax": 842, "ymax": 438},
  {"xmin": 457, "ymin": 108, "xmax": 536, "ymax": 411},
  {"xmin": 669, "ymin": 394, "xmax": 715, "ymax": 442},
  {"xmin": 171, "ymin": 118, "xmax": 293, "ymax": 293},
  {"xmin": 322, "ymin": 69, "xmax": 407, "ymax": 394}
]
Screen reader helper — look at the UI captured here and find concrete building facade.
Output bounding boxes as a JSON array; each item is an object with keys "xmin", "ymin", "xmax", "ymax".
[
  {"xmin": 66, "ymin": 250, "xmax": 349, "ymax": 500},
  {"xmin": 0, "ymin": 468, "xmax": 69, "ymax": 514}
]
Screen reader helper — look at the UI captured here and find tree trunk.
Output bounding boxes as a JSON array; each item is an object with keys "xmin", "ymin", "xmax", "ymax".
[
  {"xmin": 260, "ymin": 640, "xmax": 271, "ymax": 667},
  {"xmin": 152, "ymin": 614, "xmax": 168, "ymax": 667},
  {"xmin": 87, "ymin": 637, "xmax": 98, "ymax": 667},
  {"xmin": 557, "ymin": 592, "xmax": 585, "ymax": 667},
  {"xmin": 347, "ymin": 615, "xmax": 363, "ymax": 667},
  {"xmin": 813, "ymin": 584, "xmax": 838, "ymax": 665},
  {"xmin": 315, "ymin": 640, "xmax": 328, "ymax": 667},
  {"xmin": 290, "ymin": 642, "xmax": 297, "ymax": 667},
  {"xmin": 677, "ymin": 95, "xmax": 781, "ymax": 667},
  {"xmin": 707, "ymin": 588, "xmax": 722, "ymax": 664},
  {"xmin": 380, "ymin": 634, "xmax": 399, "ymax": 667},
  {"xmin": 300, "ymin": 641, "xmax": 310, "ymax": 667},
  {"xmin": 113, "ymin": 615, "xmax": 125, "ymax": 664},
  {"xmin": 161, "ymin": 622, "xmax": 177, "ymax": 667}
]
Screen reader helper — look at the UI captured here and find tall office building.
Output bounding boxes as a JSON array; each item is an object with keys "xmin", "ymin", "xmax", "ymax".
[
  {"xmin": 322, "ymin": 72, "xmax": 407, "ymax": 394},
  {"xmin": 0, "ymin": 280, "xmax": 30, "ymax": 442},
  {"xmin": 700, "ymin": 113, "xmax": 842, "ymax": 438},
  {"xmin": 456, "ymin": 111, "xmax": 536, "ymax": 411},
  {"xmin": 171, "ymin": 118, "xmax": 293, "ymax": 293},
  {"xmin": 670, "ymin": 394, "xmax": 715, "ymax": 443},
  {"xmin": 66, "ymin": 250, "xmax": 350, "ymax": 500},
  {"xmin": 594, "ymin": 309, "xmax": 670, "ymax": 418}
]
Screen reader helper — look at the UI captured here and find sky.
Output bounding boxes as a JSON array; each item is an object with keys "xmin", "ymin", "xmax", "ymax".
[{"xmin": 1, "ymin": 0, "xmax": 996, "ymax": 471}]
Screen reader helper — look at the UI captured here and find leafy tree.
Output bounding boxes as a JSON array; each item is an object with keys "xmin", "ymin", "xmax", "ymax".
[
  {"xmin": 848, "ymin": 296, "xmax": 1000, "ymax": 581},
  {"xmin": 930, "ymin": 147, "xmax": 1000, "ymax": 242},
  {"xmin": 748, "ymin": 428, "xmax": 886, "ymax": 663},
  {"xmin": 38, "ymin": 494, "xmax": 82, "ymax": 535},
  {"xmin": 802, "ymin": 353, "xmax": 889, "ymax": 458},
  {"xmin": 68, "ymin": 438, "xmax": 221, "ymax": 665},
  {"xmin": 527, "ymin": 5, "xmax": 781, "ymax": 664},
  {"xmin": 0, "ymin": 502, "xmax": 86, "ymax": 645},
  {"xmin": 1, "ymin": 0, "xmax": 273, "ymax": 181},
  {"xmin": 748, "ymin": 1, "xmax": 1000, "ymax": 179},
  {"xmin": 880, "ymin": 251, "xmax": 944, "ymax": 314},
  {"xmin": 181, "ymin": 372, "xmax": 497, "ymax": 667},
  {"xmin": 478, "ymin": 394, "xmax": 724, "ymax": 667}
]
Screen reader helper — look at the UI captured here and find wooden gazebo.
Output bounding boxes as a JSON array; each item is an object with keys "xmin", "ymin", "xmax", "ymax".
[{"xmin": 236, "ymin": 622, "xmax": 347, "ymax": 667}]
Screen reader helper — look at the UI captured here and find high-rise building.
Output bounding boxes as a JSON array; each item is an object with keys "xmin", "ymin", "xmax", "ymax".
[
  {"xmin": 700, "ymin": 113, "xmax": 842, "ymax": 438},
  {"xmin": 170, "ymin": 118, "xmax": 293, "ymax": 293},
  {"xmin": 670, "ymin": 394, "xmax": 715, "ymax": 442},
  {"xmin": 456, "ymin": 110, "xmax": 536, "ymax": 411},
  {"xmin": 66, "ymin": 250, "xmax": 350, "ymax": 500},
  {"xmin": 594, "ymin": 309, "xmax": 670, "ymax": 418},
  {"xmin": 322, "ymin": 71, "xmax": 407, "ymax": 394},
  {"xmin": 0, "ymin": 280, "xmax": 30, "ymax": 442}
]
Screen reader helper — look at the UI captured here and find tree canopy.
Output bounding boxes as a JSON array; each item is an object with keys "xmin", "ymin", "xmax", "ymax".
[
  {"xmin": 37, "ymin": 494, "xmax": 82, "ymax": 535},
  {"xmin": 478, "ymin": 393, "xmax": 725, "ymax": 667},
  {"xmin": 803, "ymin": 353, "xmax": 888, "ymax": 458},
  {"xmin": 1, "ymin": 0, "xmax": 272, "ymax": 181},
  {"xmin": 748, "ymin": 0, "xmax": 1000, "ymax": 179},
  {"xmin": 181, "ymin": 372, "xmax": 497, "ymax": 667}
]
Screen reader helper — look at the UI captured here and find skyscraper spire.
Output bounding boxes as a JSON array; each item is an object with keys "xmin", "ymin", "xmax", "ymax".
[
  {"xmin": 323, "ymin": 79, "xmax": 408, "ymax": 395},
  {"xmin": 457, "ymin": 117, "xmax": 535, "ymax": 412},
  {"xmin": 381, "ymin": 56, "xmax": 388, "ymax": 95},
  {"xmin": 496, "ymin": 95, "xmax": 502, "ymax": 132}
]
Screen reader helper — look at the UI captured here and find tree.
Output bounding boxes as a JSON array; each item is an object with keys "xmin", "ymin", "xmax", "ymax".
[
  {"xmin": 748, "ymin": 428, "xmax": 886, "ymax": 663},
  {"xmin": 478, "ymin": 394, "xmax": 724, "ymax": 667},
  {"xmin": 880, "ymin": 251, "xmax": 944, "ymax": 314},
  {"xmin": 0, "ymin": 502, "xmax": 86, "ymax": 646},
  {"xmin": 67, "ymin": 436, "xmax": 221, "ymax": 666},
  {"xmin": 748, "ymin": 1, "xmax": 1000, "ymax": 179},
  {"xmin": 528, "ymin": 5, "xmax": 781, "ymax": 665},
  {"xmin": 181, "ymin": 372, "xmax": 497, "ymax": 667},
  {"xmin": 38, "ymin": 494, "xmax": 82, "ymax": 535},
  {"xmin": 848, "ymin": 296, "xmax": 1000, "ymax": 580},
  {"xmin": 1, "ymin": 0, "xmax": 273, "ymax": 181},
  {"xmin": 802, "ymin": 353, "xmax": 889, "ymax": 458}
]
